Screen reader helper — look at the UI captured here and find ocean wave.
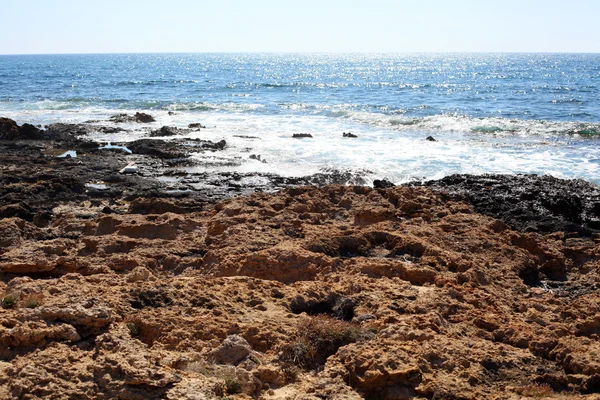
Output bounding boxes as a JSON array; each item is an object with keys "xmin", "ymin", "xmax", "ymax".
[
  {"xmin": 103, "ymin": 79, "xmax": 201, "ymax": 87},
  {"xmin": 342, "ymin": 112, "xmax": 600, "ymax": 138},
  {"xmin": 162, "ymin": 102, "xmax": 264, "ymax": 113}
]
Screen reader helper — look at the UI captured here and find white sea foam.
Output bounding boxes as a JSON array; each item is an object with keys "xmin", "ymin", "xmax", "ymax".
[{"xmin": 3, "ymin": 108, "xmax": 600, "ymax": 185}]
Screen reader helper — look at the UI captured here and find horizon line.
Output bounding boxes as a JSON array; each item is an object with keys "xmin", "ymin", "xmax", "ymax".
[{"xmin": 1, "ymin": 50, "xmax": 600, "ymax": 56}]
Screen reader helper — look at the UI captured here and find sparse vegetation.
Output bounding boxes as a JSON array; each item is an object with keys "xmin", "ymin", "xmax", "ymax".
[
  {"xmin": 1, "ymin": 293, "xmax": 18, "ymax": 309},
  {"xmin": 20, "ymin": 293, "xmax": 44, "ymax": 309},
  {"xmin": 279, "ymin": 315, "xmax": 375, "ymax": 369},
  {"xmin": 185, "ymin": 361, "xmax": 241, "ymax": 395},
  {"xmin": 515, "ymin": 383, "xmax": 555, "ymax": 398},
  {"xmin": 282, "ymin": 364, "xmax": 300, "ymax": 383},
  {"xmin": 126, "ymin": 322, "xmax": 140, "ymax": 337}
]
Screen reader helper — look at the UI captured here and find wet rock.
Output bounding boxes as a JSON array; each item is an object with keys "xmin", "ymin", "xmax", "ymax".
[
  {"xmin": 249, "ymin": 154, "xmax": 267, "ymax": 163},
  {"xmin": 127, "ymin": 139, "xmax": 188, "ymax": 159},
  {"xmin": 149, "ymin": 126, "xmax": 190, "ymax": 137},
  {"xmin": 135, "ymin": 112, "xmax": 156, "ymax": 123},
  {"xmin": 292, "ymin": 133, "xmax": 313, "ymax": 139},
  {"xmin": 426, "ymin": 136, "xmax": 436, "ymax": 142},
  {"xmin": 20, "ymin": 124, "xmax": 42, "ymax": 140},
  {"xmin": 45, "ymin": 123, "xmax": 91, "ymax": 139},
  {"xmin": 0, "ymin": 118, "xmax": 21, "ymax": 140},
  {"xmin": 373, "ymin": 179, "xmax": 395, "ymax": 189},
  {"xmin": 188, "ymin": 123, "xmax": 206, "ymax": 129},
  {"xmin": 202, "ymin": 139, "xmax": 226, "ymax": 151},
  {"xmin": 0, "ymin": 118, "xmax": 41, "ymax": 140},
  {"xmin": 419, "ymin": 174, "xmax": 600, "ymax": 235},
  {"xmin": 343, "ymin": 132, "xmax": 358, "ymax": 138},
  {"xmin": 109, "ymin": 112, "xmax": 155, "ymax": 123}
]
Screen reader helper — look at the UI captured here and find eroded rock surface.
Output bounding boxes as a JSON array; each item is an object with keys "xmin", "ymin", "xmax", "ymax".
[
  {"xmin": 421, "ymin": 174, "xmax": 600, "ymax": 236},
  {"xmin": 1, "ymin": 182, "xmax": 599, "ymax": 399}
]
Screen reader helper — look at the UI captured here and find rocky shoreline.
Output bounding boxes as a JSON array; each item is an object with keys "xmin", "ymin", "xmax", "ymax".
[{"xmin": 1, "ymin": 116, "xmax": 599, "ymax": 399}]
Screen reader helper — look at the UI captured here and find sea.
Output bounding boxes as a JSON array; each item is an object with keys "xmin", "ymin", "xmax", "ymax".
[{"xmin": 1, "ymin": 53, "xmax": 599, "ymax": 184}]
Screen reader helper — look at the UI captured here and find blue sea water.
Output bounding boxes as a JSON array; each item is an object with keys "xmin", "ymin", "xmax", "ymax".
[{"xmin": 1, "ymin": 53, "xmax": 599, "ymax": 183}]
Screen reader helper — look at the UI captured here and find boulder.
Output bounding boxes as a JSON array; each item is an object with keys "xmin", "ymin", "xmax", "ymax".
[
  {"xmin": 135, "ymin": 112, "xmax": 155, "ymax": 122},
  {"xmin": 109, "ymin": 112, "xmax": 155, "ymax": 123},
  {"xmin": 293, "ymin": 133, "xmax": 313, "ymax": 139},
  {"xmin": 343, "ymin": 132, "xmax": 358, "ymax": 138},
  {"xmin": 202, "ymin": 139, "xmax": 226, "ymax": 151},
  {"xmin": 210, "ymin": 335, "xmax": 253, "ymax": 365},
  {"xmin": 0, "ymin": 118, "xmax": 21, "ymax": 140},
  {"xmin": 373, "ymin": 179, "xmax": 395, "ymax": 189},
  {"xmin": 149, "ymin": 126, "xmax": 189, "ymax": 137},
  {"xmin": 0, "ymin": 118, "xmax": 41, "ymax": 140}
]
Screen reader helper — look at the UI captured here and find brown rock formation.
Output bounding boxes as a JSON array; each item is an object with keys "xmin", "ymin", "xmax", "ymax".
[{"xmin": 1, "ymin": 185, "xmax": 599, "ymax": 399}]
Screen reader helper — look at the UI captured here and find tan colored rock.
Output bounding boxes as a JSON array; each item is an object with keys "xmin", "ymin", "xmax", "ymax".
[
  {"xmin": 1, "ymin": 185, "xmax": 600, "ymax": 399},
  {"xmin": 127, "ymin": 266, "xmax": 157, "ymax": 282}
]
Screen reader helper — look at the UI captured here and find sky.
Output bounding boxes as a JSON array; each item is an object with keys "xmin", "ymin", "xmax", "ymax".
[{"xmin": 2, "ymin": 0, "xmax": 599, "ymax": 54}]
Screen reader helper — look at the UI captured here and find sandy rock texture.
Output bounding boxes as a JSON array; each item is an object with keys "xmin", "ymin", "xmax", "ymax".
[{"xmin": 1, "ymin": 184, "xmax": 600, "ymax": 399}]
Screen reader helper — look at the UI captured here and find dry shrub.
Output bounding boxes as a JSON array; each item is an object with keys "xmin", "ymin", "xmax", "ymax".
[
  {"xmin": 19, "ymin": 293, "xmax": 44, "ymax": 309},
  {"xmin": 280, "ymin": 315, "xmax": 374, "ymax": 369},
  {"xmin": 516, "ymin": 383, "xmax": 555, "ymax": 398},
  {"xmin": 185, "ymin": 361, "xmax": 241, "ymax": 395}
]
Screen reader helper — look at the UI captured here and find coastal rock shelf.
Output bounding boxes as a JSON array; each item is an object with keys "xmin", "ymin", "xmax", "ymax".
[
  {"xmin": 1, "ymin": 181, "xmax": 600, "ymax": 398},
  {"xmin": 1, "ymin": 118, "xmax": 600, "ymax": 399}
]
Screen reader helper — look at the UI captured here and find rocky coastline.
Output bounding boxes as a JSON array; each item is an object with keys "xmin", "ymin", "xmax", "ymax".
[{"xmin": 1, "ymin": 116, "xmax": 599, "ymax": 399}]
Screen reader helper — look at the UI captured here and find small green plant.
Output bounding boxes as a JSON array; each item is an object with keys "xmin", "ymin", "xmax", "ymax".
[
  {"xmin": 22, "ymin": 293, "xmax": 44, "ymax": 309},
  {"xmin": 1, "ymin": 294, "xmax": 17, "ymax": 309},
  {"xmin": 126, "ymin": 322, "xmax": 140, "ymax": 337},
  {"xmin": 279, "ymin": 315, "xmax": 375, "ymax": 369}
]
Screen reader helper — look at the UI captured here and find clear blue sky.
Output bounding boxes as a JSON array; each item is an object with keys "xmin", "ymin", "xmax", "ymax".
[{"xmin": 2, "ymin": 0, "xmax": 599, "ymax": 54}]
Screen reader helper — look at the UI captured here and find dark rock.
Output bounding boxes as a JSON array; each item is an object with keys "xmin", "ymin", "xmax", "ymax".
[
  {"xmin": 168, "ymin": 111, "xmax": 176, "ymax": 116},
  {"xmin": 202, "ymin": 139, "xmax": 226, "ymax": 151},
  {"xmin": 20, "ymin": 124, "xmax": 42, "ymax": 139},
  {"xmin": 45, "ymin": 123, "xmax": 91, "ymax": 140},
  {"xmin": 249, "ymin": 154, "xmax": 267, "ymax": 163},
  {"xmin": 233, "ymin": 135, "xmax": 260, "ymax": 139},
  {"xmin": 0, "ymin": 118, "xmax": 41, "ymax": 140},
  {"xmin": 373, "ymin": 179, "xmax": 395, "ymax": 189},
  {"xmin": 134, "ymin": 112, "xmax": 155, "ymax": 123},
  {"xmin": 76, "ymin": 140, "xmax": 101, "ymax": 151},
  {"xmin": 188, "ymin": 123, "xmax": 206, "ymax": 129},
  {"xmin": 128, "ymin": 198, "xmax": 205, "ymax": 214},
  {"xmin": 343, "ymin": 132, "xmax": 358, "ymax": 138},
  {"xmin": 109, "ymin": 114, "xmax": 133, "ymax": 123},
  {"xmin": 127, "ymin": 139, "xmax": 188, "ymax": 159},
  {"xmin": 149, "ymin": 126, "xmax": 189, "ymax": 137},
  {"xmin": 0, "ymin": 118, "xmax": 22, "ymax": 140},
  {"xmin": 44, "ymin": 124, "xmax": 125, "ymax": 141},
  {"xmin": 95, "ymin": 126, "xmax": 126, "ymax": 134},
  {"xmin": 417, "ymin": 174, "xmax": 600, "ymax": 236},
  {"xmin": 426, "ymin": 136, "xmax": 436, "ymax": 142},
  {"xmin": 293, "ymin": 133, "xmax": 313, "ymax": 139},
  {"xmin": 109, "ymin": 112, "xmax": 155, "ymax": 123}
]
